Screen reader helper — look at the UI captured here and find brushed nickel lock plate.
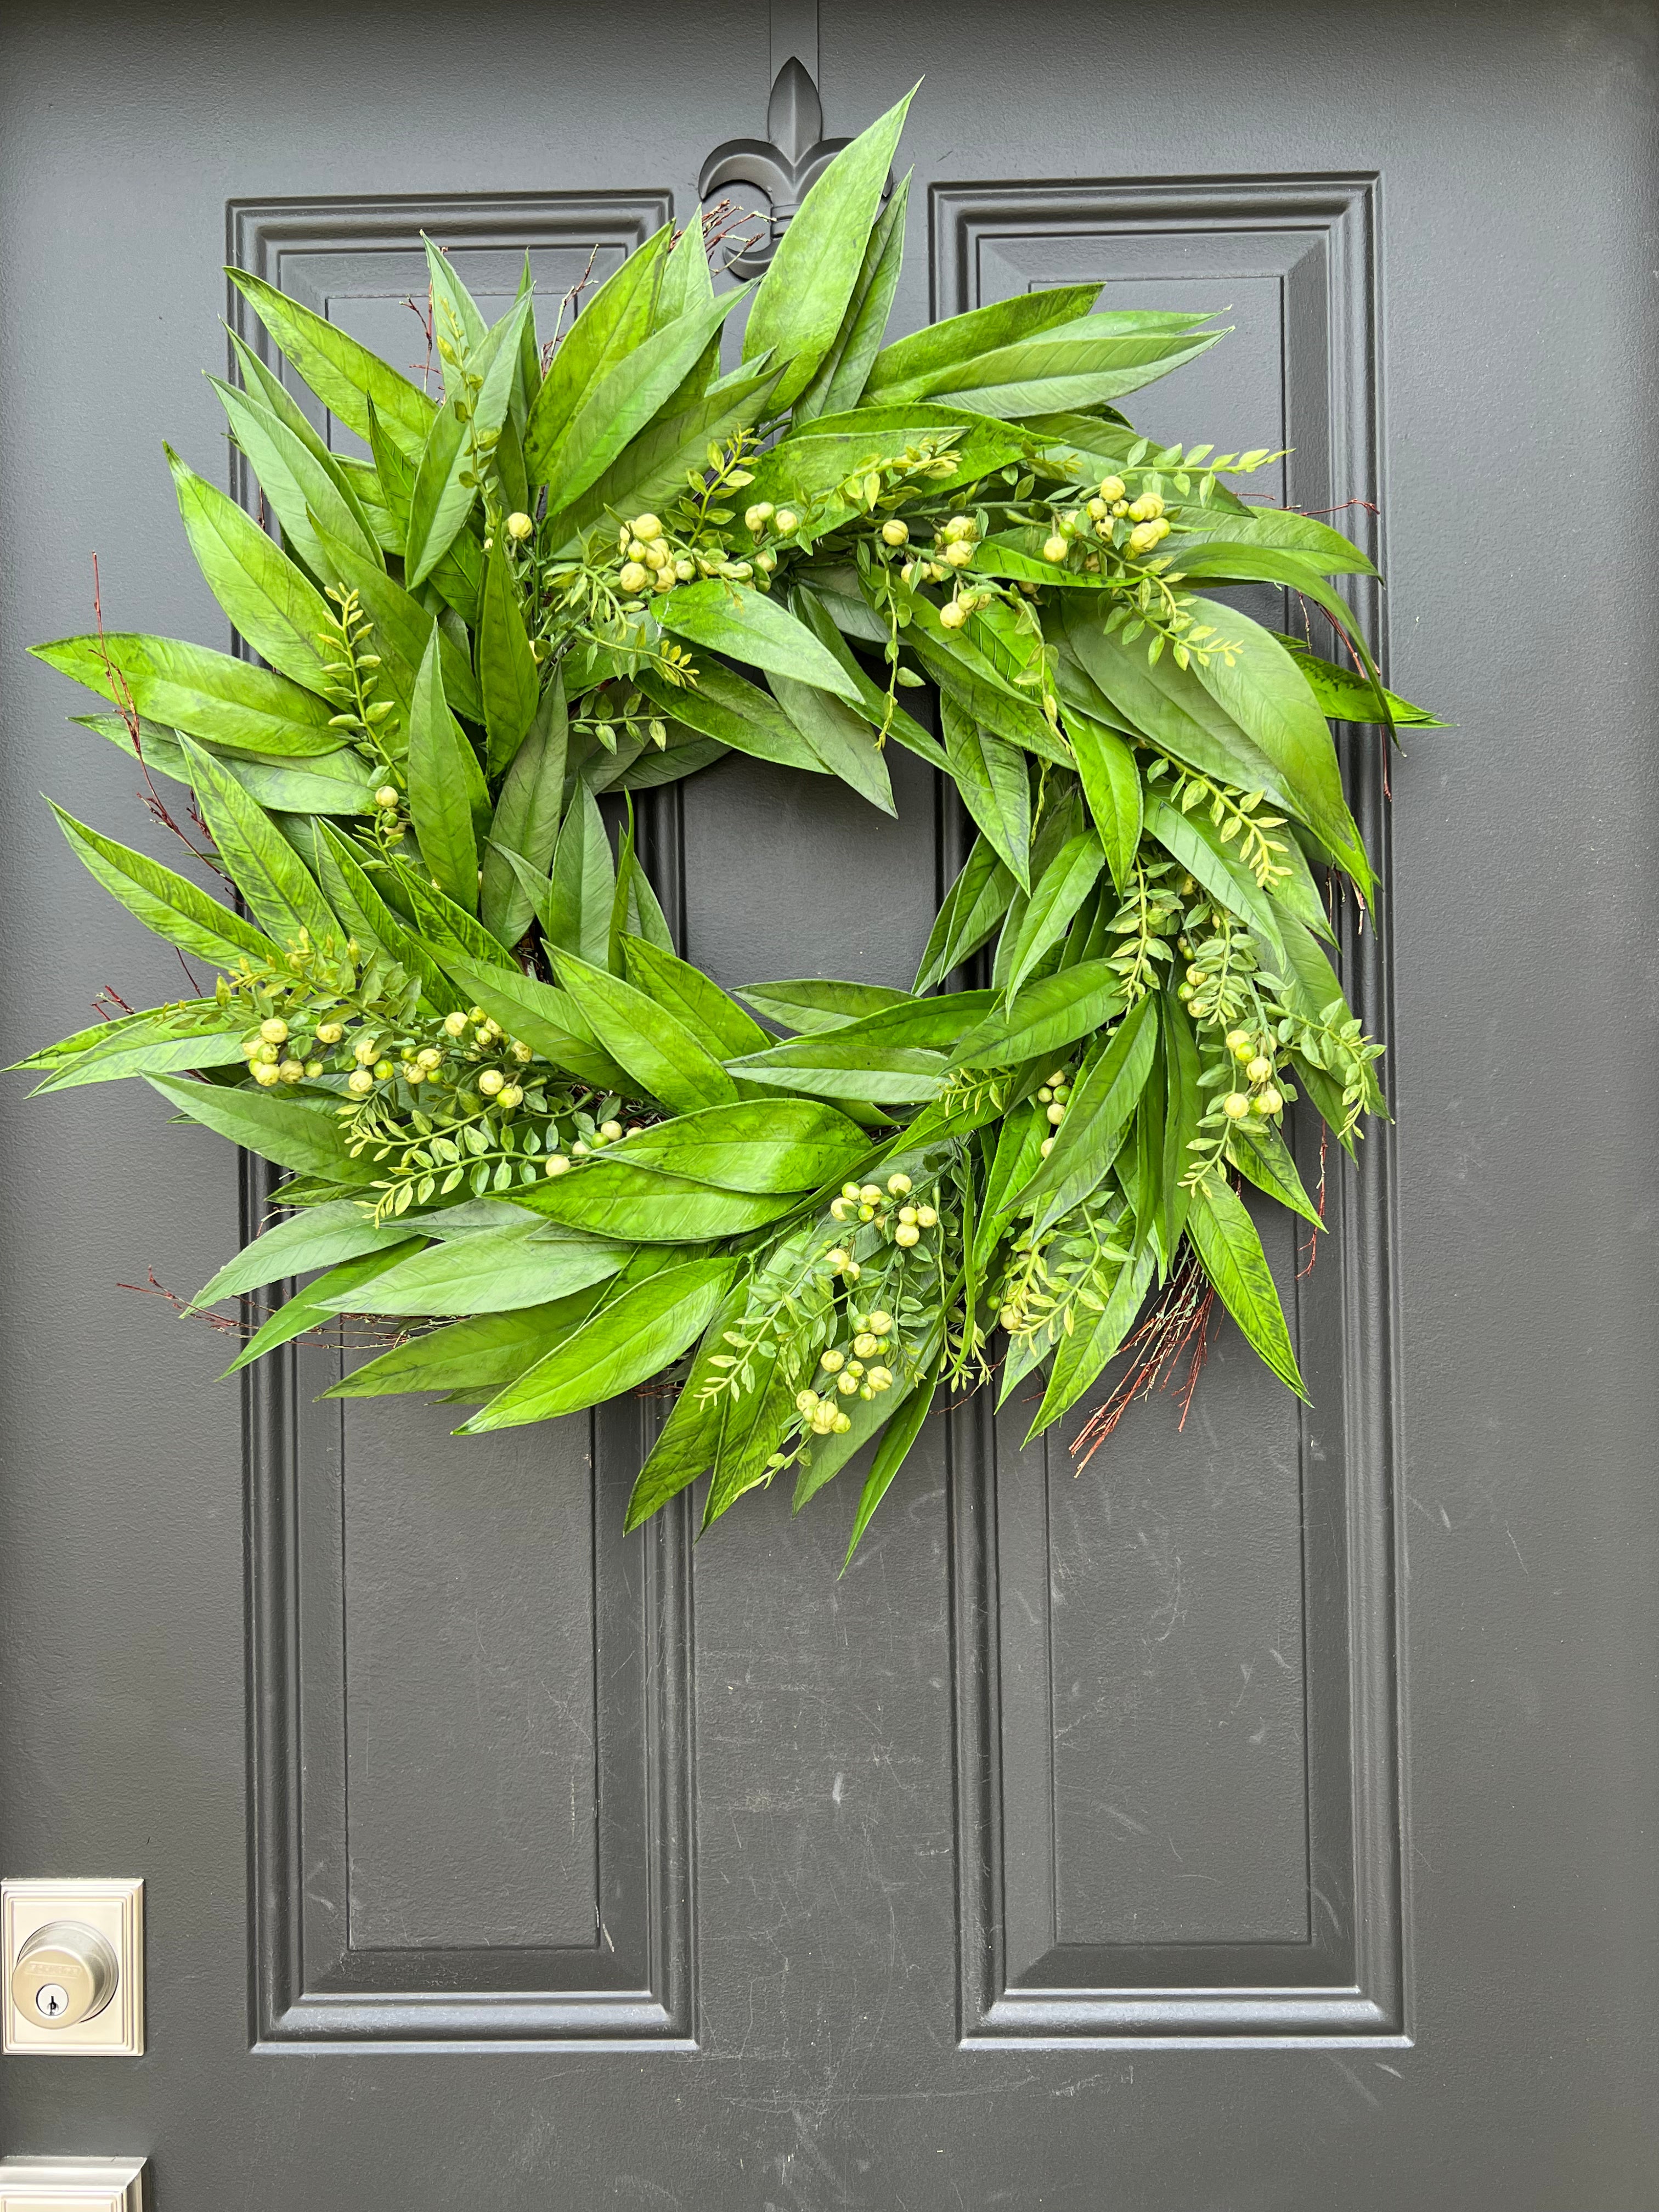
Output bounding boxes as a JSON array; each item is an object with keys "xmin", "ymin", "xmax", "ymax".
[
  {"xmin": 0, "ymin": 2158, "xmax": 145, "ymax": 2211},
  {"xmin": 2, "ymin": 1881, "xmax": 144, "ymax": 2056}
]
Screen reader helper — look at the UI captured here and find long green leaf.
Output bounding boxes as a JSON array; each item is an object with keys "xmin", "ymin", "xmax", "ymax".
[
  {"xmin": 211, "ymin": 377, "xmax": 381, "ymax": 574},
  {"xmin": 596, "ymin": 1097, "xmax": 866, "ymax": 1192},
  {"xmin": 146, "ymin": 1071, "xmax": 374, "ymax": 1182},
  {"xmin": 335, "ymin": 1217, "xmax": 626, "ymax": 1316},
  {"xmin": 841, "ymin": 1359, "xmax": 939, "ymax": 1571},
  {"xmin": 736, "ymin": 978, "xmax": 911, "ymax": 1035},
  {"xmin": 407, "ymin": 632, "xmax": 479, "ymax": 912},
  {"xmin": 305, "ymin": 518, "xmax": 482, "ymax": 721},
  {"xmin": 657, "ymin": 579, "xmax": 861, "ymax": 703},
  {"xmin": 1067, "ymin": 715, "xmax": 1142, "ymax": 895},
  {"xmin": 228, "ymin": 267, "xmax": 437, "ymax": 459},
  {"xmin": 1003, "ymin": 831, "xmax": 1105, "ymax": 1000},
  {"xmin": 457, "ymin": 1256, "xmax": 734, "ymax": 1430},
  {"xmin": 325, "ymin": 1292, "xmax": 605, "ymax": 1398},
  {"xmin": 523, "ymin": 224, "xmax": 674, "ymax": 486},
  {"xmin": 939, "ymin": 693, "xmax": 1031, "ymax": 889},
  {"xmin": 635, "ymin": 660, "xmax": 823, "ymax": 775},
  {"xmin": 1028, "ymin": 1244, "xmax": 1156, "ymax": 1439},
  {"xmin": 623, "ymin": 940, "xmax": 771, "ymax": 1059},
  {"xmin": 544, "ymin": 361, "xmax": 781, "ymax": 550},
  {"xmin": 431, "ymin": 949, "xmax": 632, "ymax": 1091},
  {"xmin": 1185, "ymin": 1177, "xmax": 1307, "ymax": 1398},
  {"xmin": 33, "ymin": 633, "xmax": 341, "ymax": 757},
  {"xmin": 480, "ymin": 676, "xmax": 566, "ymax": 947},
  {"xmin": 177, "ymin": 735, "xmax": 340, "ymax": 947},
  {"xmin": 742, "ymin": 88, "xmax": 916, "ymax": 408},
  {"xmin": 769, "ymin": 672, "xmax": 895, "ymax": 814},
  {"xmin": 80, "ymin": 712, "xmax": 373, "ymax": 818},
  {"xmin": 521, "ymin": 1160, "xmax": 797, "ymax": 1242},
  {"xmin": 189, "ymin": 1197, "xmax": 415, "ymax": 1308},
  {"xmin": 16, "ymin": 1002, "xmax": 247, "ymax": 1093},
  {"xmin": 49, "ymin": 802, "xmax": 280, "ymax": 970},
  {"xmin": 221, "ymin": 1242, "xmax": 421, "ymax": 1376},
  {"xmin": 405, "ymin": 295, "xmax": 531, "ymax": 586},
  {"xmin": 864, "ymin": 284, "xmax": 1103, "ymax": 403},
  {"xmin": 553, "ymin": 950, "xmax": 738, "ymax": 1113},
  {"xmin": 166, "ymin": 447, "xmax": 332, "ymax": 690},
  {"xmin": 477, "ymin": 539, "xmax": 541, "ymax": 775},
  {"xmin": 950, "ymin": 960, "xmax": 1124, "ymax": 1070},
  {"xmin": 540, "ymin": 782, "xmax": 614, "ymax": 966},
  {"xmin": 913, "ymin": 835, "xmax": 1015, "ymax": 992},
  {"xmin": 1142, "ymin": 793, "xmax": 1286, "ymax": 967},
  {"xmin": 794, "ymin": 168, "xmax": 913, "ymax": 422},
  {"xmin": 1014, "ymin": 993, "xmax": 1159, "ymax": 1234}
]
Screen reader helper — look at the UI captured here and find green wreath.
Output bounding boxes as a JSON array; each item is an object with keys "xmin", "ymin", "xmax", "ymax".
[{"xmin": 20, "ymin": 89, "xmax": 1438, "ymax": 1564}]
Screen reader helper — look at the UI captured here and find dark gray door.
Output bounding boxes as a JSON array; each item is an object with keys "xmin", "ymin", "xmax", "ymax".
[{"xmin": 3, "ymin": 3, "xmax": 1655, "ymax": 2204}]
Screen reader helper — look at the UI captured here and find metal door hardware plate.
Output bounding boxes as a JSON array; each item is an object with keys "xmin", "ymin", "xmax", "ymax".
[
  {"xmin": 0, "ymin": 2159, "xmax": 145, "ymax": 2211},
  {"xmin": 2, "ymin": 1881, "xmax": 143, "ymax": 2056}
]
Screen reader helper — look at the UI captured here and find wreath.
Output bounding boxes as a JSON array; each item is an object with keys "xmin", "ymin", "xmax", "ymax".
[{"xmin": 21, "ymin": 89, "xmax": 1437, "ymax": 1566}]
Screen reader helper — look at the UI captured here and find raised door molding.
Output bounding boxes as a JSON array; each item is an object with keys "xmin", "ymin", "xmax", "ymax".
[
  {"xmin": 936, "ymin": 175, "xmax": 1406, "ymax": 2045},
  {"xmin": 229, "ymin": 193, "xmax": 695, "ymax": 2050}
]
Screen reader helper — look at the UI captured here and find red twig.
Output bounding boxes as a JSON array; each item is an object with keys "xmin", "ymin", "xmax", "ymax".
[{"xmin": 1069, "ymin": 1242, "xmax": 1217, "ymax": 1472}]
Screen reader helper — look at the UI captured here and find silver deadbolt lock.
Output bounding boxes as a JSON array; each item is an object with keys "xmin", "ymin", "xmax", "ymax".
[
  {"xmin": 2, "ymin": 1880, "xmax": 144, "ymax": 2055},
  {"xmin": 10, "ymin": 1921, "xmax": 120, "ymax": 2029}
]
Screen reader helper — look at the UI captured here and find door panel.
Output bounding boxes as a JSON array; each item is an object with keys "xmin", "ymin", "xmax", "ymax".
[{"xmin": 2, "ymin": 2, "xmax": 1655, "ymax": 2205}]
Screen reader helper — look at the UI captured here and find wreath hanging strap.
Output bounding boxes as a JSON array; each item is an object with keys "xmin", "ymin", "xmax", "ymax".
[{"xmin": 20, "ymin": 87, "xmax": 1440, "ymax": 1566}]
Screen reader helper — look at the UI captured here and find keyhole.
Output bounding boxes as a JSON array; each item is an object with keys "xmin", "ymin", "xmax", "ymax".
[{"xmin": 35, "ymin": 1982, "xmax": 70, "ymax": 2019}]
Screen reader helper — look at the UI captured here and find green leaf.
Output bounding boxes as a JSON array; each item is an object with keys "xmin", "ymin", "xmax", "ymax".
[
  {"xmin": 788, "ymin": 586, "xmax": 944, "ymax": 767},
  {"xmin": 405, "ymin": 295, "xmax": 532, "ymax": 587},
  {"xmin": 623, "ymin": 939, "xmax": 771, "ymax": 1059},
  {"xmin": 534, "ymin": 286, "xmax": 748, "ymax": 512},
  {"xmin": 939, "ymin": 693, "xmax": 1031, "ymax": 889},
  {"xmin": 1142, "ymin": 793, "xmax": 1286, "ymax": 967},
  {"xmin": 1067, "ymin": 716, "xmax": 1142, "ymax": 895},
  {"xmin": 522, "ymin": 1159, "xmax": 796, "ymax": 1242},
  {"xmin": 1015, "ymin": 993, "xmax": 1159, "ymax": 1234},
  {"xmin": 312, "ymin": 824, "xmax": 462, "ymax": 1012},
  {"xmin": 326, "ymin": 1293, "xmax": 605, "ymax": 1398},
  {"xmin": 624, "ymin": 1367, "xmax": 725, "ymax": 1532},
  {"xmin": 545, "ymin": 361, "xmax": 782, "ymax": 550},
  {"xmin": 165, "ymin": 446, "xmax": 333, "ymax": 690},
  {"xmin": 33, "ymin": 633, "xmax": 341, "ymax": 757},
  {"xmin": 211, "ymin": 377, "xmax": 381, "ymax": 574},
  {"xmin": 654, "ymin": 217, "xmax": 716, "ymax": 328},
  {"xmin": 407, "ymin": 631, "xmax": 479, "ymax": 912},
  {"xmin": 1161, "ymin": 988, "xmax": 1201, "ymax": 1259},
  {"xmin": 1027, "ymin": 1244, "xmax": 1156, "ymax": 1439},
  {"xmin": 16, "ymin": 1003, "xmax": 247, "ymax": 1093},
  {"xmin": 723, "ymin": 1032, "xmax": 947, "ymax": 1103},
  {"xmin": 554, "ymin": 950, "xmax": 738, "ymax": 1114},
  {"xmin": 540, "ymin": 782, "xmax": 614, "ymax": 966},
  {"xmin": 862, "ymin": 284, "xmax": 1104, "ymax": 402},
  {"xmin": 913, "ymin": 834, "xmax": 1016, "ymax": 992},
  {"xmin": 950, "ymin": 959, "xmax": 1124, "ymax": 1071},
  {"xmin": 1003, "ymin": 831, "xmax": 1105, "ymax": 1001},
  {"xmin": 974, "ymin": 1100, "xmax": 1048, "ymax": 1276},
  {"xmin": 80, "ymin": 712, "xmax": 373, "ymax": 818},
  {"xmin": 219, "ymin": 1242, "xmax": 422, "ymax": 1375},
  {"xmin": 457, "ymin": 1255, "xmax": 735, "ymax": 1430},
  {"xmin": 596, "ymin": 1096, "xmax": 867, "ymax": 1192},
  {"xmin": 146, "ymin": 1070, "xmax": 374, "ymax": 1182},
  {"xmin": 793, "ymin": 168, "xmax": 913, "ymax": 422},
  {"xmin": 1185, "ymin": 1178, "xmax": 1307, "ymax": 1398},
  {"xmin": 478, "ymin": 539, "xmax": 541, "ymax": 776},
  {"xmin": 742, "ymin": 87, "xmax": 916, "ymax": 408},
  {"xmin": 1283, "ymin": 645, "xmax": 1446, "ymax": 729},
  {"xmin": 703, "ymin": 1361, "xmax": 802, "ymax": 1528},
  {"xmin": 1188, "ymin": 601, "xmax": 1371, "ymax": 894},
  {"xmin": 905, "ymin": 598, "xmax": 1067, "ymax": 764},
  {"xmin": 841, "ymin": 1359, "xmax": 939, "ymax": 1570},
  {"xmin": 480, "ymin": 675, "xmax": 566, "ymax": 947},
  {"xmin": 736, "ymin": 978, "xmax": 912, "ymax": 1035},
  {"xmin": 304, "ymin": 517, "xmax": 482, "ymax": 721},
  {"xmin": 913, "ymin": 313, "xmax": 1222, "ymax": 418},
  {"xmin": 431, "ymin": 948, "xmax": 633, "ymax": 1091},
  {"xmin": 635, "ymin": 659, "xmax": 823, "ymax": 776},
  {"xmin": 188, "ymin": 1197, "xmax": 415, "ymax": 1308},
  {"xmin": 768, "ymin": 672, "xmax": 895, "ymax": 814},
  {"xmin": 177, "ymin": 735, "xmax": 341, "ymax": 947},
  {"xmin": 523, "ymin": 224, "xmax": 673, "ymax": 487},
  {"xmin": 228, "ymin": 266, "xmax": 437, "ymax": 460},
  {"xmin": 657, "ymin": 579, "xmax": 862, "ymax": 703},
  {"xmin": 1227, "ymin": 1118, "xmax": 1323, "ymax": 1228},
  {"xmin": 423, "ymin": 234, "xmax": 488, "ymax": 360},
  {"xmin": 1170, "ymin": 505, "xmax": 1374, "ymax": 575},
  {"xmin": 336, "ymin": 1216, "xmax": 627, "ymax": 1316},
  {"xmin": 48, "ymin": 802, "xmax": 280, "ymax": 970}
]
